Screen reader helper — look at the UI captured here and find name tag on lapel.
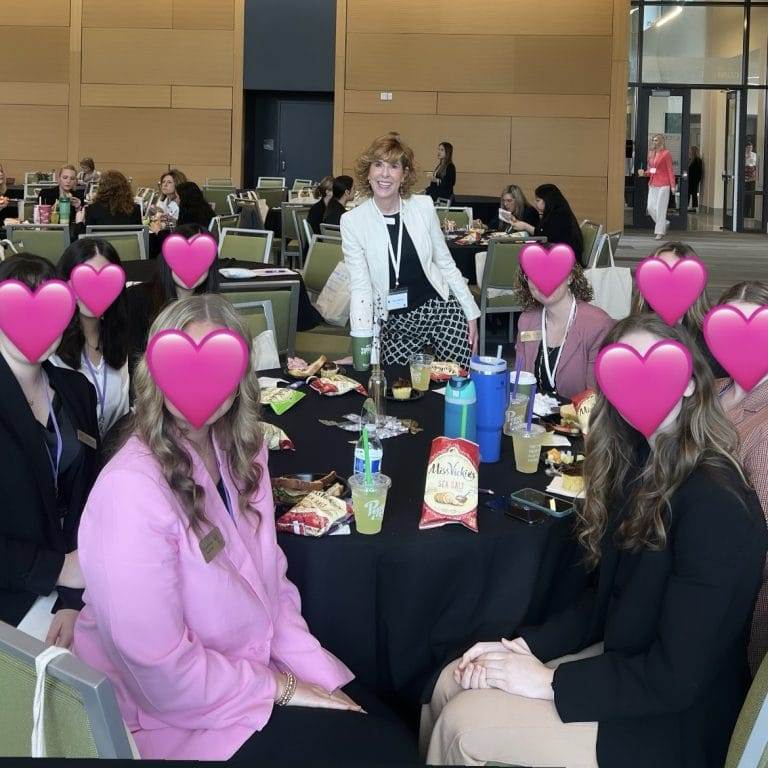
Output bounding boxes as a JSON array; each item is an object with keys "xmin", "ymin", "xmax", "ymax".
[
  {"xmin": 76, "ymin": 429, "xmax": 97, "ymax": 450},
  {"xmin": 199, "ymin": 526, "xmax": 225, "ymax": 563},
  {"xmin": 519, "ymin": 330, "xmax": 543, "ymax": 343}
]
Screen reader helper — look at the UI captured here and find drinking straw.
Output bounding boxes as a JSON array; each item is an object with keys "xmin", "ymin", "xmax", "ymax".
[
  {"xmin": 362, "ymin": 425, "xmax": 373, "ymax": 490},
  {"xmin": 512, "ymin": 356, "xmax": 523, "ymax": 399},
  {"xmin": 496, "ymin": 344, "xmax": 503, "ymax": 360},
  {"xmin": 460, "ymin": 403, "xmax": 467, "ymax": 438},
  {"xmin": 525, "ymin": 383, "xmax": 537, "ymax": 432}
]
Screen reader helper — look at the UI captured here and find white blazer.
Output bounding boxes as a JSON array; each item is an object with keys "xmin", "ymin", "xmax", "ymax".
[{"xmin": 340, "ymin": 194, "xmax": 481, "ymax": 333}]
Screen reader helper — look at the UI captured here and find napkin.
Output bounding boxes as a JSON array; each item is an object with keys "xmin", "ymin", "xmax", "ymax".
[
  {"xmin": 546, "ymin": 475, "xmax": 585, "ymax": 499},
  {"xmin": 533, "ymin": 393, "xmax": 559, "ymax": 417}
]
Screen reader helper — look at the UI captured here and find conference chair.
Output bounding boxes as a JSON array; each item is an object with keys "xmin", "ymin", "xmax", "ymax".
[
  {"xmin": 319, "ymin": 223, "xmax": 341, "ymax": 237},
  {"xmin": 79, "ymin": 232, "xmax": 145, "ymax": 262},
  {"xmin": 255, "ymin": 186, "xmax": 286, "ymax": 210},
  {"xmin": 229, "ymin": 297, "xmax": 276, "ymax": 340},
  {"xmin": 257, "ymin": 176, "xmax": 286, "ymax": 188},
  {"xmin": 725, "ymin": 650, "xmax": 768, "ymax": 768},
  {"xmin": 593, "ymin": 230, "xmax": 622, "ymax": 268},
  {"xmin": 208, "ymin": 214, "xmax": 240, "ymax": 242},
  {"xmin": 218, "ymin": 228, "xmax": 274, "ymax": 264},
  {"xmin": 436, "ymin": 197, "xmax": 451, "ymax": 207},
  {"xmin": 435, "ymin": 207, "xmax": 473, "ymax": 230},
  {"xmin": 205, "ymin": 177, "xmax": 233, "ymax": 186},
  {"xmin": 6, "ymin": 224, "xmax": 70, "ymax": 265},
  {"xmin": 292, "ymin": 207, "xmax": 313, "ymax": 261},
  {"xmin": 203, "ymin": 186, "xmax": 237, "ymax": 216},
  {"xmin": 579, "ymin": 220, "xmax": 604, "ymax": 266},
  {"xmin": 86, "ymin": 225, "xmax": 149, "ymax": 260},
  {"xmin": 281, "ymin": 203, "xmax": 310, "ymax": 267},
  {"xmin": 292, "ymin": 179, "xmax": 312, "ymax": 190}
]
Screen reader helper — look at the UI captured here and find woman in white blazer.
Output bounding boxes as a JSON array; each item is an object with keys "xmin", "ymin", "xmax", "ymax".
[{"xmin": 340, "ymin": 135, "xmax": 480, "ymax": 367}]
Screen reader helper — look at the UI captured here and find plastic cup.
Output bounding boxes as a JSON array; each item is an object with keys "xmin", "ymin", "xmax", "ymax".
[
  {"xmin": 410, "ymin": 353, "xmax": 434, "ymax": 391},
  {"xmin": 349, "ymin": 473, "xmax": 391, "ymax": 535},
  {"xmin": 512, "ymin": 424, "xmax": 546, "ymax": 474},
  {"xmin": 510, "ymin": 370, "xmax": 536, "ymax": 398},
  {"xmin": 503, "ymin": 393, "xmax": 530, "ymax": 436},
  {"xmin": 351, "ymin": 329, "xmax": 373, "ymax": 371}
]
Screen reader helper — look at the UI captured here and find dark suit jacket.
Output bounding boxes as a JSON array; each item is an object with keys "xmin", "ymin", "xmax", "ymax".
[
  {"xmin": 84, "ymin": 201, "xmax": 142, "ymax": 227},
  {"xmin": 38, "ymin": 188, "xmax": 85, "ymax": 207},
  {"xmin": 0, "ymin": 357, "xmax": 100, "ymax": 625},
  {"xmin": 322, "ymin": 198, "xmax": 347, "ymax": 227},
  {"xmin": 427, "ymin": 162, "xmax": 456, "ymax": 201},
  {"xmin": 522, "ymin": 466, "xmax": 768, "ymax": 768},
  {"xmin": 535, "ymin": 211, "xmax": 584, "ymax": 265},
  {"xmin": 307, "ymin": 198, "xmax": 326, "ymax": 235}
]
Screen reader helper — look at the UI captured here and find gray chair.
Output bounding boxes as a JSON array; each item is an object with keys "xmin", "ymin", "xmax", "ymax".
[
  {"xmin": 229, "ymin": 297, "xmax": 276, "ymax": 340},
  {"xmin": 79, "ymin": 232, "xmax": 146, "ymax": 261},
  {"xmin": 281, "ymin": 203, "xmax": 310, "ymax": 267},
  {"xmin": 0, "ymin": 621, "xmax": 134, "ymax": 758},
  {"xmin": 203, "ymin": 186, "xmax": 237, "ymax": 216},
  {"xmin": 205, "ymin": 177, "xmax": 233, "ymax": 186},
  {"xmin": 435, "ymin": 207, "xmax": 473, "ymax": 230},
  {"xmin": 86, "ymin": 225, "xmax": 149, "ymax": 260},
  {"xmin": 256, "ymin": 186, "xmax": 286, "ymax": 210},
  {"xmin": 319, "ymin": 223, "xmax": 341, "ymax": 237},
  {"xmin": 292, "ymin": 178, "xmax": 312, "ymax": 190},
  {"xmin": 302, "ymin": 234, "xmax": 344, "ymax": 298},
  {"xmin": 593, "ymin": 230, "xmax": 622, "ymax": 268},
  {"xmin": 219, "ymin": 228, "xmax": 274, "ymax": 264},
  {"xmin": 208, "ymin": 214, "xmax": 240, "ymax": 242},
  {"xmin": 579, "ymin": 220, "xmax": 604, "ymax": 266},
  {"xmin": 6, "ymin": 224, "xmax": 70, "ymax": 265},
  {"xmin": 257, "ymin": 176, "xmax": 286, "ymax": 188}
]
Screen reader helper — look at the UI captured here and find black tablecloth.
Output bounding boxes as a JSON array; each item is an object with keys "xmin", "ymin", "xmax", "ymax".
[
  {"xmin": 266, "ymin": 366, "xmax": 588, "ymax": 718},
  {"xmin": 447, "ymin": 242, "xmax": 484, "ymax": 284}
]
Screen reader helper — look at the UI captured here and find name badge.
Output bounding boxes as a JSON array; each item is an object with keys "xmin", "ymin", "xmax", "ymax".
[
  {"xmin": 387, "ymin": 288, "xmax": 408, "ymax": 311},
  {"xmin": 519, "ymin": 330, "xmax": 543, "ymax": 343},
  {"xmin": 76, "ymin": 429, "xmax": 97, "ymax": 450},
  {"xmin": 199, "ymin": 526, "xmax": 225, "ymax": 563}
]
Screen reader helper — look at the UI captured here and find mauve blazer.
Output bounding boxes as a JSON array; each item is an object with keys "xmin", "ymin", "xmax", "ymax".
[
  {"xmin": 73, "ymin": 436, "xmax": 353, "ymax": 761},
  {"xmin": 515, "ymin": 300, "xmax": 614, "ymax": 399}
]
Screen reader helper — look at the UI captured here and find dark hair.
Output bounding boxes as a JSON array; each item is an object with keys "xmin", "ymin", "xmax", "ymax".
[
  {"xmin": 436, "ymin": 141, "xmax": 454, "ymax": 178},
  {"xmin": 56, "ymin": 239, "xmax": 129, "ymax": 370},
  {"xmin": 332, "ymin": 175, "xmax": 353, "ymax": 200},
  {"xmin": 719, "ymin": 280, "xmax": 768, "ymax": 306},
  {"xmin": 79, "ymin": 157, "xmax": 95, "ymax": 172},
  {"xmin": 534, "ymin": 184, "xmax": 584, "ymax": 264},
  {"xmin": 0, "ymin": 253, "xmax": 57, "ymax": 288},
  {"xmin": 95, "ymin": 170, "xmax": 134, "ymax": 216},
  {"xmin": 176, "ymin": 182, "xmax": 214, "ymax": 228}
]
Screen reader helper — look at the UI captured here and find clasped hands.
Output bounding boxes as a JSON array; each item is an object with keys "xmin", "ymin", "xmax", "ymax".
[{"xmin": 454, "ymin": 637, "xmax": 555, "ymax": 700}]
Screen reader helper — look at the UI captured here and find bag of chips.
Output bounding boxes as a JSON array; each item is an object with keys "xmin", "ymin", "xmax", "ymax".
[
  {"xmin": 572, "ymin": 388, "xmax": 597, "ymax": 435},
  {"xmin": 419, "ymin": 437, "xmax": 480, "ymax": 532},
  {"xmin": 260, "ymin": 386, "xmax": 305, "ymax": 415},
  {"xmin": 275, "ymin": 492, "xmax": 351, "ymax": 536},
  {"xmin": 309, "ymin": 372, "xmax": 366, "ymax": 396},
  {"xmin": 261, "ymin": 422, "xmax": 294, "ymax": 451}
]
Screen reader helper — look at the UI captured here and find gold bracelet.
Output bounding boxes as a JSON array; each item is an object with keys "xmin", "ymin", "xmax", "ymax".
[{"xmin": 276, "ymin": 671, "xmax": 296, "ymax": 707}]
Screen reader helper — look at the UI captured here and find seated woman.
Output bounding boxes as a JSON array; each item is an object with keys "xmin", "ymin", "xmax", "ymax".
[
  {"xmin": 38, "ymin": 164, "xmax": 85, "ymax": 210},
  {"xmin": 514, "ymin": 263, "xmax": 613, "ymax": 399},
  {"xmin": 322, "ymin": 175, "xmax": 353, "ymax": 227},
  {"xmin": 631, "ymin": 241, "xmax": 726, "ymax": 377},
  {"xmin": 716, "ymin": 280, "xmax": 768, "ymax": 676},
  {"xmin": 176, "ymin": 181, "xmax": 215, "ymax": 229},
  {"xmin": 0, "ymin": 162, "xmax": 22, "ymax": 219},
  {"xmin": 424, "ymin": 313, "xmax": 767, "ymax": 768},
  {"xmin": 509, "ymin": 183, "xmax": 584, "ymax": 265},
  {"xmin": 0, "ymin": 254, "xmax": 100, "ymax": 646},
  {"xmin": 307, "ymin": 175, "xmax": 334, "ymax": 235},
  {"xmin": 80, "ymin": 170, "xmax": 141, "ymax": 228},
  {"xmin": 489, "ymin": 184, "xmax": 539, "ymax": 231},
  {"xmin": 73, "ymin": 294, "xmax": 417, "ymax": 763},
  {"xmin": 155, "ymin": 168, "xmax": 187, "ymax": 224},
  {"xmin": 51, "ymin": 239, "xmax": 130, "ymax": 437},
  {"xmin": 77, "ymin": 157, "xmax": 101, "ymax": 186}
]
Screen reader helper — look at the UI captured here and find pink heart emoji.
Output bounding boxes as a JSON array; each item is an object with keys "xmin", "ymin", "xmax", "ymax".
[
  {"xmin": 635, "ymin": 256, "xmax": 708, "ymax": 325},
  {"xmin": 161, "ymin": 233, "xmax": 218, "ymax": 289},
  {"xmin": 519, "ymin": 244, "xmax": 575, "ymax": 298},
  {"xmin": 146, "ymin": 329, "xmax": 249, "ymax": 428},
  {"xmin": 595, "ymin": 340, "xmax": 693, "ymax": 438},
  {"xmin": 70, "ymin": 263, "xmax": 126, "ymax": 317},
  {"xmin": 0, "ymin": 279, "xmax": 76, "ymax": 362},
  {"xmin": 703, "ymin": 305, "xmax": 768, "ymax": 391}
]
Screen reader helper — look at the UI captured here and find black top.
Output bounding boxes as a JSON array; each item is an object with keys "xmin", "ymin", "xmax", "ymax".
[
  {"xmin": 307, "ymin": 198, "xmax": 326, "ymax": 235},
  {"xmin": 535, "ymin": 212, "xmax": 584, "ymax": 266},
  {"xmin": 522, "ymin": 464, "xmax": 768, "ymax": 768},
  {"xmin": 385, "ymin": 212, "xmax": 439, "ymax": 313},
  {"xmin": 177, "ymin": 202, "xmax": 214, "ymax": 229},
  {"xmin": 489, "ymin": 203, "xmax": 540, "ymax": 231},
  {"xmin": 534, "ymin": 344, "xmax": 560, "ymax": 397},
  {"xmin": 125, "ymin": 281, "xmax": 159, "ymax": 383},
  {"xmin": 427, "ymin": 162, "xmax": 456, "ymax": 201},
  {"xmin": 322, "ymin": 198, "xmax": 346, "ymax": 227},
  {"xmin": 38, "ymin": 188, "xmax": 85, "ymax": 207},
  {"xmin": 688, "ymin": 157, "xmax": 703, "ymax": 186},
  {"xmin": 0, "ymin": 357, "xmax": 100, "ymax": 625},
  {"xmin": 84, "ymin": 201, "xmax": 142, "ymax": 227}
]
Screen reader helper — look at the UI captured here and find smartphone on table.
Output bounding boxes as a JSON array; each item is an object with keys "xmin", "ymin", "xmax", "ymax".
[{"xmin": 508, "ymin": 488, "xmax": 574, "ymax": 518}]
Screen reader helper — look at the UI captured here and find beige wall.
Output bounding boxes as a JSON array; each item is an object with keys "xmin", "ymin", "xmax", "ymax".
[
  {"xmin": 0, "ymin": 0, "xmax": 244, "ymax": 189},
  {"xmin": 334, "ymin": 0, "xmax": 629, "ymax": 230}
]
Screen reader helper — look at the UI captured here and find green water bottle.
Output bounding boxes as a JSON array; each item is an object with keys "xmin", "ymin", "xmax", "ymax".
[{"xmin": 58, "ymin": 196, "xmax": 71, "ymax": 225}]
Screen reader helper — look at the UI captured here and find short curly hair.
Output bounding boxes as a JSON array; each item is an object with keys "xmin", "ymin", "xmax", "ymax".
[
  {"xmin": 517, "ymin": 261, "xmax": 593, "ymax": 310},
  {"xmin": 353, "ymin": 134, "xmax": 418, "ymax": 199}
]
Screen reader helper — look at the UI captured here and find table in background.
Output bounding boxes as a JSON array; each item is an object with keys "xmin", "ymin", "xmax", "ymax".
[{"xmin": 267, "ymin": 366, "xmax": 588, "ymax": 719}]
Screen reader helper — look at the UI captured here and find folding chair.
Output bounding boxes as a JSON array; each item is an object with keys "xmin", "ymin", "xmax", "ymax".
[
  {"xmin": 80, "ymin": 232, "xmax": 146, "ymax": 262},
  {"xmin": 257, "ymin": 176, "xmax": 286, "ymax": 188},
  {"xmin": 218, "ymin": 228, "xmax": 274, "ymax": 264},
  {"xmin": 6, "ymin": 224, "xmax": 70, "ymax": 265}
]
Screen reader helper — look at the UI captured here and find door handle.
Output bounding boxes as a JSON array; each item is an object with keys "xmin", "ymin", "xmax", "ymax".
[{"xmin": 281, "ymin": 160, "xmax": 286, "ymax": 171}]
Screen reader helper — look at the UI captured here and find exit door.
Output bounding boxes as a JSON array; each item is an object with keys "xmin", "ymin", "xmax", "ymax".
[{"xmin": 277, "ymin": 100, "xmax": 333, "ymax": 188}]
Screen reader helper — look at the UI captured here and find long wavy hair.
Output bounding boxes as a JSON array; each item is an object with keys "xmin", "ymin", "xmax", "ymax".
[
  {"xmin": 353, "ymin": 134, "xmax": 418, "ymax": 199},
  {"xmin": 501, "ymin": 184, "xmax": 531, "ymax": 219},
  {"xmin": 95, "ymin": 170, "xmax": 135, "ymax": 216},
  {"xmin": 579, "ymin": 313, "xmax": 747, "ymax": 568},
  {"xmin": 435, "ymin": 141, "xmax": 453, "ymax": 179},
  {"xmin": 631, "ymin": 242, "xmax": 712, "ymax": 333},
  {"xmin": 113, "ymin": 294, "xmax": 263, "ymax": 532}
]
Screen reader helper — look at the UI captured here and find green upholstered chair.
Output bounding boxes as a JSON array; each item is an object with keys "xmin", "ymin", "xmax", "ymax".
[
  {"xmin": 218, "ymin": 228, "xmax": 274, "ymax": 264},
  {"xmin": 6, "ymin": 225, "xmax": 70, "ymax": 265}
]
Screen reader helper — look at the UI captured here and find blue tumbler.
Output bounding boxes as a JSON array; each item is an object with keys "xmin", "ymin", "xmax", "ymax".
[
  {"xmin": 444, "ymin": 376, "xmax": 477, "ymax": 442},
  {"xmin": 469, "ymin": 355, "xmax": 509, "ymax": 463}
]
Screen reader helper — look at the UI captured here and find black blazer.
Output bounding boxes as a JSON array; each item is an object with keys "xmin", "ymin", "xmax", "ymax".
[
  {"xmin": 38, "ymin": 188, "xmax": 85, "ymax": 207},
  {"xmin": 427, "ymin": 162, "xmax": 456, "ymax": 201},
  {"xmin": 0, "ymin": 357, "xmax": 100, "ymax": 626},
  {"xmin": 521, "ymin": 466, "xmax": 767, "ymax": 768},
  {"xmin": 535, "ymin": 211, "xmax": 584, "ymax": 266},
  {"xmin": 322, "ymin": 198, "xmax": 346, "ymax": 227},
  {"xmin": 307, "ymin": 198, "xmax": 326, "ymax": 235},
  {"xmin": 84, "ymin": 201, "xmax": 142, "ymax": 227}
]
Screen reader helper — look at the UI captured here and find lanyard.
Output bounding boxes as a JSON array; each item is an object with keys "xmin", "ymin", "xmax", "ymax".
[
  {"xmin": 42, "ymin": 380, "xmax": 63, "ymax": 493},
  {"xmin": 82, "ymin": 352, "xmax": 108, "ymax": 431},
  {"xmin": 376, "ymin": 198, "xmax": 404, "ymax": 288},
  {"xmin": 541, "ymin": 297, "xmax": 577, "ymax": 391},
  {"xmin": 220, "ymin": 480, "xmax": 234, "ymax": 519}
]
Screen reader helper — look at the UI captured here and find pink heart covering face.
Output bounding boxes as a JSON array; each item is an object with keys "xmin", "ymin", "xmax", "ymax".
[
  {"xmin": 146, "ymin": 329, "xmax": 249, "ymax": 428},
  {"xmin": 70, "ymin": 263, "xmax": 125, "ymax": 317},
  {"xmin": 703, "ymin": 305, "xmax": 768, "ymax": 391},
  {"xmin": 635, "ymin": 256, "xmax": 708, "ymax": 325},
  {"xmin": 161, "ymin": 233, "xmax": 218, "ymax": 289},
  {"xmin": 519, "ymin": 244, "xmax": 576, "ymax": 298},
  {"xmin": 595, "ymin": 340, "xmax": 693, "ymax": 438},
  {"xmin": 0, "ymin": 279, "xmax": 76, "ymax": 362}
]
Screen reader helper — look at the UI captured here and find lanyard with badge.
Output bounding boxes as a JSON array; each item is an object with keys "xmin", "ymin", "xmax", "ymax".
[
  {"xmin": 42, "ymin": 383, "xmax": 63, "ymax": 494},
  {"xmin": 82, "ymin": 353, "xmax": 108, "ymax": 433},
  {"xmin": 378, "ymin": 199, "xmax": 408, "ymax": 311},
  {"xmin": 540, "ymin": 297, "xmax": 577, "ymax": 393}
]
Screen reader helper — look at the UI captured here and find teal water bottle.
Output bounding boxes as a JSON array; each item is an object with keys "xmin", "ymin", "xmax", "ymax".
[
  {"xmin": 444, "ymin": 377, "xmax": 477, "ymax": 442},
  {"xmin": 58, "ymin": 196, "xmax": 71, "ymax": 225}
]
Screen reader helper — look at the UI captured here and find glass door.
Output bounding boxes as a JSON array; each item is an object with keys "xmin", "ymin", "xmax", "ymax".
[
  {"xmin": 722, "ymin": 90, "xmax": 738, "ymax": 231},
  {"xmin": 635, "ymin": 88, "xmax": 691, "ymax": 231}
]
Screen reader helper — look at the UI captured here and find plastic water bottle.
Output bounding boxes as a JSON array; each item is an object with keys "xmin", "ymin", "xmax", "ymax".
[
  {"xmin": 353, "ymin": 423, "xmax": 383, "ymax": 475},
  {"xmin": 444, "ymin": 377, "xmax": 477, "ymax": 442},
  {"xmin": 58, "ymin": 196, "xmax": 71, "ymax": 225}
]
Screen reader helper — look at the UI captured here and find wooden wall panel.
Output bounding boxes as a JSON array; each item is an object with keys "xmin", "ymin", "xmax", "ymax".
[
  {"xmin": 0, "ymin": 28, "xmax": 70, "ymax": 83},
  {"xmin": 1, "ymin": 2, "xmax": 70, "ymax": 26},
  {"xmin": 2, "ymin": 160, "xmax": 69, "ymax": 183},
  {"xmin": 509, "ymin": 117, "xmax": 610, "ymax": 177},
  {"xmin": 82, "ymin": 0, "xmax": 172, "ymax": 29},
  {"xmin": 347, "ymin": 0, "xmax": 612, "ymax": 37},
  {"xmin": 81, "ymin": 29, "xmax": 234, "ymax": 85},
  {"xmin": 0, "ymin": 83, "xmax": 69, "ymax": 106},
  {"xmin": 437, "ymin": 93, "xmax": 610, "ymax": 119},
  {"xmin": 172, "ymin": 86, "xmax": 232, "ymax": 110},
  {"xmin": 172, "ymin": 0, "xmax": 234, "ymax": 29},
  {"xmin": 346, "ymin": 34, "xmax": 612, "ymax": 95},
  {"xmin": 345, "ymin": 91, "xmax": 438, "ymax": 115},
  {"xmin": 0, "ymin": 106, "xmax": 68, "ymax": 159},
  {"xmin": 81, "ymin": 84, "xmax": 171, "ymax": 108}
]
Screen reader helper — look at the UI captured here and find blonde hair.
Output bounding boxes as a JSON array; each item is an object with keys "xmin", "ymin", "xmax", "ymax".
[
  {"xmin": 314, "ymin": 175, "xmax": 334, "ymax": 200},
  {"xmin": 500, "ymin": 184, "xmax": 530, "ymax": 218},
  {"xmin": 353, "ymin": 134, "xmax": 418, "ymax": 199},
  {"xmin": 118, "ymin": 294, "xmax": 264, "ymax": 532},
  {"xmin": 58, "ymin": 164, "xmax": 77, "ymax": 178}
]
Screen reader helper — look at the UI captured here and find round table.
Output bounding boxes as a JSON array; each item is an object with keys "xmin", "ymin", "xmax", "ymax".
[{"xmin": 266, "ymin": 366, "xmax": 587, "ymax": 719}]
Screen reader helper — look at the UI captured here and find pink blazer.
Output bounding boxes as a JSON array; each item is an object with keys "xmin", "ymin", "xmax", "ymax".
[
  {"xmin": 514, "ymin": 300, "xmax": 614, "ymax": 399},
  {"xmin": 73, "ymin": 436, "xmax": 353, "ymax": 761}
]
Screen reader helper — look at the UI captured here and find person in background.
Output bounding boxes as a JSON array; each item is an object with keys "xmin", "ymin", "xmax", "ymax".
[
  {"xmin": 176, "ymin": 181, "xmax": 214, "ymax": 229},
  {"xmin": 307, "ymin": 175, "xmax": 334, "ymax": 235},
  {"xmin": 514, "ymin": 262, "xmax": 613, "ymax": 399},
  {"xmin": 51, "ymin": 239, "xmax": 130, "ymax": 437},
  {"xmin": 73, "ymin": 294, "xmax": 418, "ymax": 763},
  {"xmin": 687, "ymin": 146, "xmax": 703, "ymax": 213},
  {"xmin": 38, "ymin": 165, "xmax": 85, "ymax": 210},
  {"xmin": 322, "ymin": 175, "xmax": 353, "ymax": 227},
  {"xmin": 77, "ymin": 157, "xmax": 101, "ymax": 186},
  {"xmin": 424, "ymin": 313, "xmax": 767, "ymax": 768},
  {"xmin": 156, "ymin": 169, "xmax": 187, "ymax": 223},
  {"xmin": 639, "ymin": 133, "xmax": 675, "ymax": 240},
  {"xmin": 508, "ymin": 183, "xmax": 585, "ymax": 266},
  {"xmin": 631, "ymin": 241, "xmax": 726, "ymax": 378},
  {"xmin": 489, "ymin": 184, "xmax": 539, "ymax": 231},
  {"xmin": 716, "ymin": 280, "xmax": 768, "ymax": 676},
  {"xmin": 80, "ymin": 170, "xmax": 141, "ymax": 228},
  {"xmin": 744, "ymin": 141, "xmax": 758, "ymax": 219},
  {"xmin": 426, "ymin": 141, "xmax": 456, "ymax": 202},
  {"xmin": 0, "ymin": 254, "xmax": 100, "ymax": 647},
  {"xmin": 0, "ymin": 163, "xmax": 22, "ymax": 220}
]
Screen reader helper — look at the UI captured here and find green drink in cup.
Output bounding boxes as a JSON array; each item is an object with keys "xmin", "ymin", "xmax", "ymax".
[
  {"xmin": 511, "ymin": 423, "xmax": 546, "ymax": 473},
  {"xmin": 349, "ymin": 473, "xmax": 391, "ymax": 534},
  {"xmin": 410, "ymin": 353, "xmax": 434, "ymax": 392}
]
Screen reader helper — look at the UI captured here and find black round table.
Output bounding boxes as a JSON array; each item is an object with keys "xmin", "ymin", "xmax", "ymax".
[
  {"xmin": 447, "ymin": 242, "xmax": 484, "ymax": 284},
  {"xmin": 265, "ymin": 366, "xmax": 588, "ymax": 720}
]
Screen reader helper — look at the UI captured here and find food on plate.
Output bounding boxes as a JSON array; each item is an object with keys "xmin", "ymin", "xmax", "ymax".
[
  {"xmin": 559, "ymin": 403, "xmax": 579, "ymax": 428},
  {"xmin": 320, "ymin": 361, "xmax": 339, "ymax": 377},
  {"xmin": 309, "ymin": 372, "xmax": 366, "ymax": 396},
  {"xmin": 271, "ymin": 471, "xmax": 345, "ymax": 505},
  {"xmin": 572, "ymin": 388, "xmax": 597, "ymax": 435},
  {"xmin": 391, "ymin": 377, "xmax": 412, "ymax": 400},
  {"xmin": 560, "ymin": 464, "xmax": 585, "ymax": 494},
  {"xmin": 261, "ymin": 422, "xmax": 294, "ymax": 452},
  {"xmin": 275, "ymin": 492, "xmax": 351, "ymax": 536},
  {"xmin": 429, "ymin": 361, "xmax": 466, "ymax": 381},
  {"xmin": 287, "ymin": 355, "xmax": 327, "ymax": 378}
]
